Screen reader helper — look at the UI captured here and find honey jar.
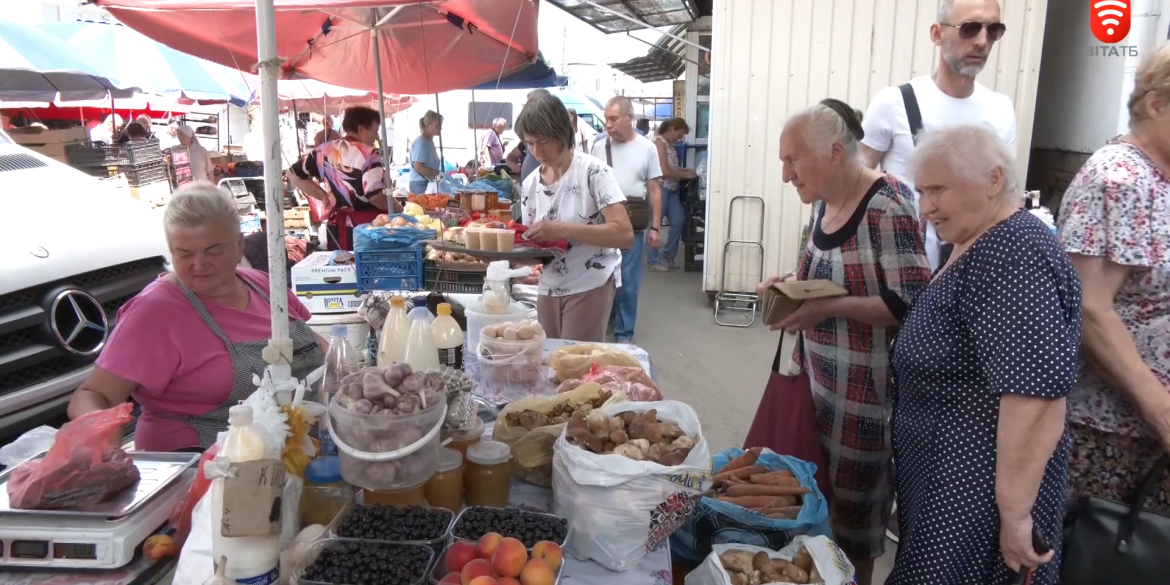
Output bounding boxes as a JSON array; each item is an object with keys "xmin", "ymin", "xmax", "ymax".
[
  {"xmin": 464, "ymin": 441, "xmax": 513, "ymax": 508},
  {"xmin": 424, "ymin": 448, "xmax": 465, "ymax": 512}
]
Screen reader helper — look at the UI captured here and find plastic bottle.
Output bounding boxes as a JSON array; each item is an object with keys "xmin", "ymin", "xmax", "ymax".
[
  {"xmin": 211, "ymin": 406, "xmax": 279, "ymax": 585},
  {"xmin": 378, "ymin": 296, "xmax": 411, "ymax": 366},
  {"xmin": 432, "ymin": 303, "xmax": 465, "ymax": 369},
  {"xmin": 320, "ymin": 325, "xmax": 358, "ymax": 458},
  {"xmin": 403, "ymin": 298, "xmax": 440, "ymax": 370}
]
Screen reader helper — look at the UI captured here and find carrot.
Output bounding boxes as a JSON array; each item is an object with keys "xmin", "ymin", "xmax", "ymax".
[
  {"xmin": 712, "ymin": 465, "xmax": 765, "ymax": 486},
  {"xmin": 748, "ymin": 473, "xmax": 800, "ymax": 487},
  {"xmin": 725, "ymin": 484, "xmax": 812, "ymax": 498},
  {"xmin": 728, "ymin": 475, "xmax": 748, "ymax": 484},
  {"xmin": 714, "ymin": 495, "xmax": 784, "ymax": 508},
  {"xmin": 764, "ymin": 507, "xmax": 802, "ymax": 520},
  {"xmin": 752, "ymin": 497, "xmax": 798, "ymax": 510},
  {"xmin": 717, "ymin": 447, "xmax": 762, "ymax": 474}
]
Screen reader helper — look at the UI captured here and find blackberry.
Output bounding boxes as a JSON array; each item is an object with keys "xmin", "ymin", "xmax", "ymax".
[
  {"xmin": 334, "ymin": 505, "xmax": 452, "ymax": 543},
  {"xmin": 452, "ymin": 507, "xmax": 569, "ymax": 548},
  {"xmin": 301, "ymin": 541, "xmax": 431, "ymax": 584}
]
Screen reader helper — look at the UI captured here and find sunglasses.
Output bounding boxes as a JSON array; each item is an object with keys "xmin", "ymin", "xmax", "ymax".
[{"xmin": 941, "ymin": 21, "xmax": 1007, "ymax": 41}]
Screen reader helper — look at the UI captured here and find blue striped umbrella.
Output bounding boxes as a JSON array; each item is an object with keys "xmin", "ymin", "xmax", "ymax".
[
  {"xmin": 0, "ymin": 19, "xmax": 137, "ymax": 102},
  {"xmin": 39, "ymin": 21, "xmax": 254, "ymax": 106}
]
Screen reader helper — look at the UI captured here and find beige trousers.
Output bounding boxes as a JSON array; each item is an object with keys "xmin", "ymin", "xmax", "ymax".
[{"xmin": 536, "ymin": 278, "xmax": 616, "ymax": 342}]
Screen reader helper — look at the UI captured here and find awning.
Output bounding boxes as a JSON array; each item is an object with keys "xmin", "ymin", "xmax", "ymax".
[
  {"xmin": 608, "ymin": 24, "xmax": 688, "ymax": 83},
  {"xmin": 544, "ymin": 0, "xmax": 699, "ymax": 33}
]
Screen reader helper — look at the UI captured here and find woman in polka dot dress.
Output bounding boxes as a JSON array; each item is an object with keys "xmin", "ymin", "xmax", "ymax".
[
  {"xmin": 889, "ymin": 126, "xmax": 1082, "ymax": 585},
  {"xmin": 1058, "ymin": 47, "xmax": 1170, "ymax": 518}
]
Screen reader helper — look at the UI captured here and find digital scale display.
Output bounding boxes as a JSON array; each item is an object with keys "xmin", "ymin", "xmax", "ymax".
[{"xmin": 8, "ymin": 540, "xmax": 96, "ymax": 560}]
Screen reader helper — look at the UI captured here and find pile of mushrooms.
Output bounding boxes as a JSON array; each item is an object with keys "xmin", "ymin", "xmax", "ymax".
[{"xmin": 566, "ymin": 408, "xmax": 696, "ymax": 466}]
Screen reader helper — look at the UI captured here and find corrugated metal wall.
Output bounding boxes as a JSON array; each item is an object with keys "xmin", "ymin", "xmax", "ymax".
[{"xmin": 703, "ymin": 0, "xmax": 1049, "ymax": 293}]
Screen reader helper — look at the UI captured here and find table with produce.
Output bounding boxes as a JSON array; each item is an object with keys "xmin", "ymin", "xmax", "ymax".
[{"xmin": 0, "ymin": 203, "xmax": 849, "ymax": 585}]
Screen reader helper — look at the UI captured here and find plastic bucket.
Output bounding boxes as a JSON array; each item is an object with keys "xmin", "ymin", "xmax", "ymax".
[
  {"xmin": 475, "ymin": 338, "xmax": 545, "ymax": 404},
  {"xmin": 327, "ymin": 399, "xmax": 447, "ymax": 491},
  {"xmin": 464, "ymin": 305, "xmax": 528, "ymax": 349}
]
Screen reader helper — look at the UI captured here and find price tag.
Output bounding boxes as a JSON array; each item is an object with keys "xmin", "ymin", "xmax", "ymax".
[
  {"xmin": 220, "ymin": 459, "xmax": 285, "ymax": 537},
  {"xmin": 446, "ymin": 198, "xmax": 463, "ymax": 211}
]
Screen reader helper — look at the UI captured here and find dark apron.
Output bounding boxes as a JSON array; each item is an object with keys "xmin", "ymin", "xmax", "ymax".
[{"xmin": 173, "ymin": 277, "xmax": 325, "ymax": 449}]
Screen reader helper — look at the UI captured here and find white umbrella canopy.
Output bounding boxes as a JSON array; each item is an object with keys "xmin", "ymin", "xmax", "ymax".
[{"xmin": 0, "ymin": 19, "xmax": 139, "ymax": 102}]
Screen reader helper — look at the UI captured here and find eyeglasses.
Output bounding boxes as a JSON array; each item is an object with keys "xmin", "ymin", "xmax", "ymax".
[{"xmin": 941, "ymin": 21, "xmax": 1007, "ymax": 41}]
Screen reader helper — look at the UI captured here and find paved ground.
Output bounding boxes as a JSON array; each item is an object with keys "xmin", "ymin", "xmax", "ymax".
[{"xmin": 629, "ymin": 268, "xmax": 895, "ymax": 582}]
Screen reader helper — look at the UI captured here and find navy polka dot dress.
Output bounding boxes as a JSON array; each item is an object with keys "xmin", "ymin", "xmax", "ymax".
[{"xmin": 889, "ymin": 210, "xmax": 1082, "ymax": 585}]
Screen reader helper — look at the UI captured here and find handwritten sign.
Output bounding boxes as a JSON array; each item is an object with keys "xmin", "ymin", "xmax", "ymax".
[{"xmin": 220, "ymin": 459, "xmax": 286, "ymax": 537}]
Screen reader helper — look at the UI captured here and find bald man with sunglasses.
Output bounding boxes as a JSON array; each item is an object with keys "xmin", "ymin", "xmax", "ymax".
[{"xmin": 860, "ymin": 0, "xmax": 1017, "ymax": 273}]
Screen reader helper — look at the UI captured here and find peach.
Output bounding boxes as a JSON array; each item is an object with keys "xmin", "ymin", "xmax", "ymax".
[
  {"xmin": 490, "ymin": 538, "xmax": 529, "ymax": 578},
  {"xmin": 498, "ymin": 579, "xmax": 522, "ymax": 585},
  {"xmin": 467, "ymin": 578, "xmax": 499, "ymax": 585},
  {"xmin": 530, "ymin": 541, "xmax": 563, "ymax": 571},
  {"xmin": 476, "ymin": 532, "xmax": 504, "ymax": 559},
  {"xmin": 461, "ymin": 559, "xmax": 495, "ymax": 585},
  {"xmin": 446, "ymin": 541, "xmax": 479, "ymax": 574},
  {"xmin": 440, "ymin": 574, "xmax": 463, "ymax": 585},
  {"xmin": 520, "ymin": 559, "xmax": 556, "ymax": 585}
]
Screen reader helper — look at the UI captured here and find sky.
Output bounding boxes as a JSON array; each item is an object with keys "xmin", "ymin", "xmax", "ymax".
[{"xmin": 536, "ymin": 0, "xmax": 665, "ymax": 69}]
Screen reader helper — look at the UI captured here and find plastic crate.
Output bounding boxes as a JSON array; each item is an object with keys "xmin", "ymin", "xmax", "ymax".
[
  {"xmin": 356, "ymin": 249, "xmax": 424, "ymax": 292},
  {"xmin": 684, "ymin": 242, "xmax": 704, "ymax": 272},
  {"xmin": 65, "ymin": 138, "xmax": 163, "ymax": 167},
  {"xmin": 121, "ymin": 161, "xmax": 169, "ymax": 187},
  {"xmin": 684, "ymin": 214, "xmax": 705, "ymax": 243},
  {"xmin": 424, "ymin": 262, "xmax": 486, "ymax": 294}
]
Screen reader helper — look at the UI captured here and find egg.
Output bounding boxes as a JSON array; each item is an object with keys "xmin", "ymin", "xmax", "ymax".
[
  {"xmin": 482, "ymin": 325, "xmax": 498, "ymax": 338},
  {"xmin": 502, "ymin": 327, "xmax": 519, "ymax": 340},
  {"xmin": 517, "ymin": 324, "xmax": 536, "ymax": 340},
  {"xmin": 531, "ymin": 322, "xmax": 545, "ymax": 335},
  {"xmin": 500, "ymin": 321, "xmax": 515, "ymax": 330}
]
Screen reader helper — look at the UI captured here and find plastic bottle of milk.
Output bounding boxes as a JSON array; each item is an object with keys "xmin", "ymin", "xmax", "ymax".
[
  {"xmin": 403, "ymin": 298, "xmax": 440, "ymax": 370},
  {"xmin": 211, "ymin": 405, "xmax": 280, "ymax": 585},
  {"xmin": 378, "ymin": 296, "xmax": 411, "ymax": 365},
  {"xmin": 320, "ymin": 325, "xmax": 358, "ymax": 457},
  {"xmin": 432, "ymin": 303, "xmax": 464, "ymax": 369}
]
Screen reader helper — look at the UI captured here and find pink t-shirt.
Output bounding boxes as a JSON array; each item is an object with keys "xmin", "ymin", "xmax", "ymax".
[{"xmin": 97, "ymin": 269, "xmax": 313, "ymax": 452}]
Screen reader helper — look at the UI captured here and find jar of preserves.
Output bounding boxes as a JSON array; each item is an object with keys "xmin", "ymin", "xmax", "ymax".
[
  {"xmin": 363, "ymin": 482, "xmax": 427, "ymax": 507},
  {"xmin": 424, "ymin": 448, "xmax": 465, "ymax": 512},
  {"xmin": 443, "ymin": 416, "xmax": 485, "ymax": 456},
  {"xmin": 464, "ymin": 441, "xmax": 513, "ymax": 508}
]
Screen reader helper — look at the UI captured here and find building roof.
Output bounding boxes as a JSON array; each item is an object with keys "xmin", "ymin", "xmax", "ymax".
[
  {"xmin": 544, "ymin": 0, "xmax": 701, "ymax": 34},
  {"xmin": 608, "ymin": 24, "xmax": 688, "ymax": 83}
]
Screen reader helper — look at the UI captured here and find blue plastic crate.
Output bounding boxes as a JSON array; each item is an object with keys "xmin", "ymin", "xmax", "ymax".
[{"xmin": 355, "ymin": 249, "xmax": 424, "ymax": 292}]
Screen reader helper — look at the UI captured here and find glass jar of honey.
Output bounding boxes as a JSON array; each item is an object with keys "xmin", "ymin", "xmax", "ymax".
[
  {"xmin": 424, "ymin": 448, "xmax": 465, "ymax": 512},
  {"xmin": 363, "ymin": 482, "xmax": 427, "ymax": 507},
  {"xmin": 442, "ymin": 416, "xmax": 485, "ymax": 456},
  {"xmin": 464, "ymin": 441, "xmax": 513, "ymax": 508}
]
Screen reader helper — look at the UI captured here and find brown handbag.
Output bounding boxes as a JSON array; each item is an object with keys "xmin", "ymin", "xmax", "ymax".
[{"xmin": 604, "ymin": 138, "xmax": 652, "ymax": 231}]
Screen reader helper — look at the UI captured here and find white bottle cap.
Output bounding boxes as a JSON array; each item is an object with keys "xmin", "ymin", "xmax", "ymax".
[
  {"xmin": 228, "ymin": 404, "xmax": 253, "ymax": 425},
  {"xmin": 466, "ymin": 441, "xmax": 513, "ymax": 465}
]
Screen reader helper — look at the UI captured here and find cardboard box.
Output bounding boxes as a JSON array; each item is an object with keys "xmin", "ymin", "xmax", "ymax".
[
  {"xmin": 284, "ymin": 206, "xmax": 311, "ymax": 229},
  {"xmin": 129, "ymin": 181, "xmax": 173, "ymax": 208},
  {"xmin": 9, "ymin": 126, "xmax": 87, "ymax": 145},
  {"xmin": 28, "ymin": 143, "xmax": 69, "ymax": 157},
  {"xmin": 291, "ymin": 251, "xmax": 366, "ymax": 314}
]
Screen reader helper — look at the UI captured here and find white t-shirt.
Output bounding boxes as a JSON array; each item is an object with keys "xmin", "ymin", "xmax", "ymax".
[
  {"xmin": 861, "ymin": 75, "xmax": 1017, "ymax": 270},
  {"xmin": 520, "ymin": 152, "xmax": 627, "ymax": 297},
  {"xmin": 590, "ymin": 134, "xmax": 662, "ymax": 199}
]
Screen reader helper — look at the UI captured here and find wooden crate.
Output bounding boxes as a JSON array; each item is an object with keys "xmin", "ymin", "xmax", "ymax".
[{"xmin": 130, "ymin": 181, "xmax": 173, "ymax": 209}]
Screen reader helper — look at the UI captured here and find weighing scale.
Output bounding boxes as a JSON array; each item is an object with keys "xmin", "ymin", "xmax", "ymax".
[{"xmin": 0, "ymin": 452, "xmax": 198, "ymax": 569}]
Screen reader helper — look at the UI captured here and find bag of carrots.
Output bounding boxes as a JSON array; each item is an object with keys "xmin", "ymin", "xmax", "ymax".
[{"xmin": 670, "ymin": 447, "xmax": 830, "ymax": 564}]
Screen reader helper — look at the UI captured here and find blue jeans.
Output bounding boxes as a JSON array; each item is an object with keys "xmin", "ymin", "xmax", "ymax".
[
  {"xmin": 649, "ymin": 187, "xmax": 685, "ymax": 264},
  {"xmin": 611, "ymin": 230, "xmax": 645, "ymax": 341},
  {"xmin": 409, "ymin": 179, "xmax": 429, "ymax": 195}
]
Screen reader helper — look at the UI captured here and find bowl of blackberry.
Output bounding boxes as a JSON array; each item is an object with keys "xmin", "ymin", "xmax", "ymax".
[
  {"xmin": 449, "ymin": 506, "xmax": 569, "ymax": 549},
  {"xmin": 330, "ymin": 503, "xmax": 454, "ymax": 552},
  {"xmin": 297, "ymin": 539, "xmax": 434, "ymax": 585}
]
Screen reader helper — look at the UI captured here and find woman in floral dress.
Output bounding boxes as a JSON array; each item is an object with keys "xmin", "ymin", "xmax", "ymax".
[{"xmin": 1058, "ymin": 46, "xmax": 1170, "ymax": 514}]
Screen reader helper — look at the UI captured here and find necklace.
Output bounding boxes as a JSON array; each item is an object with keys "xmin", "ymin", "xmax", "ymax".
[{"xmin": 820, "ymin": 171, "xmax": 868, "ymax": 232}]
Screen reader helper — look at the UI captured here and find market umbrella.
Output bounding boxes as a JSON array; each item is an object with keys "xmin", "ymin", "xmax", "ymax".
[
  {"xmin": 471, "ymin": 52, "xmax": 566, "ymax": 91},
  {"xmin": 274, "ymin": 78, "xmax": 418, "ymax": 115},
  {"xmin": 0, "ymin": 19, "xmax": 138, "ymax": 102},
  {"xmin": 38, "ymin": 20, "xmax": 254, "ymax": 106}
]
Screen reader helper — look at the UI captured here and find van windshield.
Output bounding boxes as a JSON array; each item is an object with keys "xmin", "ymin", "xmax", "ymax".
[{"xmin": 579, "ymin": 114, "xmax": 603, "ymax": 133}]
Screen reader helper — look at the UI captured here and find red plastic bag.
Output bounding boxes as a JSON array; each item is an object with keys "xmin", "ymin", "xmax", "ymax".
[
  {"xmin": 169, "ymin": 445, "xmax": 218, "ymax": 549},
  {"xmin": 6, "ymin": 403, "xmax": 140, "ymax": 510},
  {"xmin": 581, "ymin": 364, "xmax": 663, "ymax": 401}
]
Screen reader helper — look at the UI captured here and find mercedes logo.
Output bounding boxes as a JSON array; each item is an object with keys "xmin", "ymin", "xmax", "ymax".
[
  {"xmin": 29, "ymin": 246, "xmax": 49, "ymax": 258},
  {"xmin": 48, "ymin": 290, "xmax": 109, "ymax": 357}
]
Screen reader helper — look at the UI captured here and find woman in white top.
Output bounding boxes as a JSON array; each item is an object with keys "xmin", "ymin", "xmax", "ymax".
[
  {"xmin": 176, "ymin": 124, "xmax": 215, "ymax": 184},
  {"xmin": 517, "ymin": 95, "xmax": 633, "ymax": 341}
]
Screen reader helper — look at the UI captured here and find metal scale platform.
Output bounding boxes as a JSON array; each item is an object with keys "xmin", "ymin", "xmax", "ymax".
[{"xmin": 0, "ymin": 452, "xmax": 198, "ymax": 570}]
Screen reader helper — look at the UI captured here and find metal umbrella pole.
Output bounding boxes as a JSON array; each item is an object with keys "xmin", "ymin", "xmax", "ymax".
[
  {"xmin": 372, "ymin": 31, "xmax": 390, "ymax": 167},
  {"xmin": 434, "ymin": 92, "xmax": 444, "ymax": 171}
]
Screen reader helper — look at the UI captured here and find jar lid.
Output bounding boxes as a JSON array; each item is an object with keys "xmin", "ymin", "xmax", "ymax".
[
  {"xmin": 466, "ymin": 441, "xmax": 512, "ymax": 465},
  {"xmin": 305, "ymin": 456, "xmax": 343, "ymax": 484},
  {"xmin": 437, "ymin": 447, "xmax": 463, "ymax": 472}
]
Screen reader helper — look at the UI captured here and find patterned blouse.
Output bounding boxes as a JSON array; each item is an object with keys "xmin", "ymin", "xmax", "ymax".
[
  {"xmin": 655, "ymin": 135, "xmax": 682, "ymax": 191},
  {"xmin": 291, "ymin": 136, "xmax": 385, "ymax": 211},
  {"xmin": 1058, "ymin": 140, "xmax": 1170, "ymax": 439}
]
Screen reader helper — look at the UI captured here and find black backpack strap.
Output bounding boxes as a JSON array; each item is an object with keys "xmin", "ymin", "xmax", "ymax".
[
  {"xmin": 605, "ymin": 138, "xmax": 613, "ymax": 167},
  {"xmin": 900, "ymin": 83, "xmax": 924, "ymax": 146}
]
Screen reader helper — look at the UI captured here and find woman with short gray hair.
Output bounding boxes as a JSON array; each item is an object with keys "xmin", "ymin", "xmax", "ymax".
[
  {"xmin": 515, "ymin": 94, "xmax": 633, "ymax": 341},
  {"xmin": 745, "ymin": 98, "xmax": 929, "ymax": 585},
  {"xmin": 888, "ymin": 124, "xmax": 1081, "ymax": 584},
  {"xmin": 67, "ymin": 182, "xmax": 324, "ymax": 452}
]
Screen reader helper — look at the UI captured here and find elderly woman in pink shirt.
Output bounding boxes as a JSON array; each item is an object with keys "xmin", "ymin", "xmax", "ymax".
[{"xmin": 67, "ymin": 182, "xmax": 326, "ymax": 452}]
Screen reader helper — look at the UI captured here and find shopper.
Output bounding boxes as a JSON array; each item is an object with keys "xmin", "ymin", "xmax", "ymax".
[
  {"xmin": 480, "ymin": 117, "xmax": 507, "ymax": 168},
  {"xmin": 66, "ymin": 183, "xmax": 325, "ymax": 452},
  {"xmin": 888, "ymin": 125, "xmax": 1080, "ymax": 585},
  {"xmin": 567, "ymin": 109, "xmax": 591, "ymax": 154},
  {"xmin": 1058, "ymin": 46, "xmax": 1170, "ymax": 520},
  {"xmin": 635, "ymin": 118, "xmax": 650, "ymax": 136},
  {"xmin": 408, "ymin": 110, "xmax": 443, "ymax": 194},
  {"xmin": 755, "ymin": 99, "xmax": 929, "ymax": 585},
  {"xmin": 314, "ymin": 114, "xmax": 341, "ymax": 147},
  {"xmin": 589, "ymin": 96, "xmax": 661, "ymax": 343},
  {"xmin": 860, "ymin": 0, "xmax": 1016, "ymax": 272},
  {"xmin": 176, "ymin": 123, "xmax": 214, "ymax": 184},
  {"xmin": 516, "ymin": 94, "xmax": 632, "ymax": 341},
  {"xmin": 286, "ymin": 106, "xmax": 396, "ymax": 250},
  {"xmin": 649, "ymin": 118, "xmax": 698, "ymax": 272},
  {"xmin": 506, "ymin": 89, "xmax": 553, "ymax": 183}
]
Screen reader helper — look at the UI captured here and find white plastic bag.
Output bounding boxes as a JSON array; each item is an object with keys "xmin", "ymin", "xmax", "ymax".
[
  {"xmin": 684, "ymin": 537, "xmax": 857, "ymax": 585},
  {"xmin": 0, "ymin": 426, "xmax": 57, "ymax": 467},
  {"xmin": 552, "ymin": 400, "xmax": 712, "ymax": 571},
  {"xmin": 424, "ymin": 181, "xmax": 439, "ymax": 195}
]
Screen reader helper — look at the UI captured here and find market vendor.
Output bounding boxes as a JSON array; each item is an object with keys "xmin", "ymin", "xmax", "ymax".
[
  {"xmin": 67, "ymin": 183, "xmax": 326, "ymax": 452},
  {"xmin": 286, "ymin": 106, "xmax": 400, "ymax": 250},
  {"xmin": 515, "ymin": 94, "xmax": 632, "ymax": 341},
  {"xmin": 409, "ymin": 110, "xmax": 443, "ymax": 194},
  {"xmin": 177, "ymin": 123, "xmax": 215, "ymax": 184}
]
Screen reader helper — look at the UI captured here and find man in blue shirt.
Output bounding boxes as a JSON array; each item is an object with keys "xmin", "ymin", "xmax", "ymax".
[
  {"xmin": 635, "ymin": 118, "xmax": 650, "ymax": 136},
  {"xmin": 409, "ymin": 110, "xmax": 442, "ymax": 194}
]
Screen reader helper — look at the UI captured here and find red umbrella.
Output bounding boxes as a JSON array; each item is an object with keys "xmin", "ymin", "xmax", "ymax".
[
  {"xmin": 93, "ymin": 0, "xmax": 540, "ymax": 95},
  {"xmin": 275, "ymin": 79, "xmax": 419, "ymax": 115}
]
